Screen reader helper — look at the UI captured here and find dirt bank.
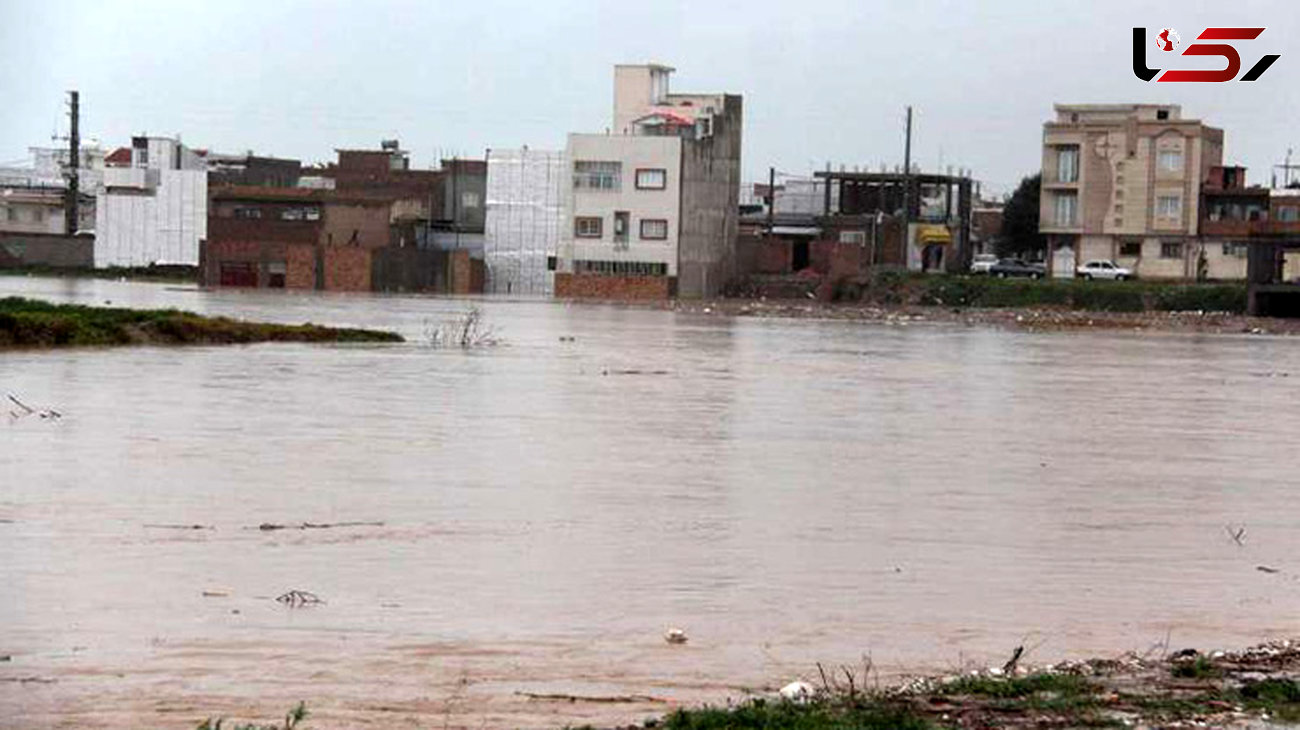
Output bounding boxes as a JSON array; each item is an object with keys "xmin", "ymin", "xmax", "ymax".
[{"xmin": 673, "ymin": 299, "xmax": 1300, "ymax": 336}]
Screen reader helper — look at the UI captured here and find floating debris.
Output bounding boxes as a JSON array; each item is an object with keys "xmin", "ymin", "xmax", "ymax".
[{"xmin": 275, "ymin": 590, "xmax": 323, "ymax": 607}]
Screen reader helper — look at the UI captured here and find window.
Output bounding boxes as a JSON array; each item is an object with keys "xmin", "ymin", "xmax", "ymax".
[
  {"xmin": 1223, "ymin": 242, "xmax": 1249, "ymax": 258},
  {"xmin": 1056, "ymin": 147, "xmax": 1079, "ymax": 183},
  {"xmin": 234, "ymin": 207, "xmax": 262, "ymax": 220},
  {"xmin": 574, "ymin": 259, "xmax": 668, "ymax": 276},
  {"xmin": 574, "ymin": 216, "xmax": 602, "ymax": 238},
  {"xmin": 1120, "ymin": 241, "xmax": 1141, "ymax": 257},
  {"xmin": 1156, "ymin": 195, "xmax": 1181, "ymax": 219},
  {"xmin": 635, "ymin": 168, "xmax": 667, "ymax": 190},
  {"xmin": 280, "ymin": 207, "xmax": 318, "ymax": 221},
  {"xmin": 640, "ymin": 219, "xmax": 668, "ymax": 240},
  {"xmin": 1156, "ymin": 109, "xmax": 1170, "ymax": 120},
  {"xmin": 461, "ymin": 191, "xmax": 481, "ymax": 209},
  {"xmin": 33, "ymin": 208, "xmax": 44, "ymax": 223},
  {"xmin": 1160, "ymin": 241, "xmax": 1183, "ymax": 259},
  {"xmin": 546, "ymin": 255, "xmax": 557, "ymax": 271},
  {"xmin": 4, "ymin": 207, "xmax": 13, "ymax": 222},
  {"xmin": 839, "ymin": 231, "xmax": 866, "ymax": 245},
  {"xmin": 613, "ymin": 211, "xmax": 629, "ymax": 243},
  {"xmin": 266, "ymin": 261, "xmax": 287, "ymax": 289},
  {"xmin": 1054, "ymin": 192, "xmax": 1078, "ymax": 226},
  {"xmin": 573, "ymin": 161, "xmax": 621, "ymax": 190},
  {"xmin": 1158, "ymin": 150, "xmax": 1183, "ymax": 172},
  {"xmin": 1279, "ymin": 206, "xmax": 1300, "ymax": 222}
]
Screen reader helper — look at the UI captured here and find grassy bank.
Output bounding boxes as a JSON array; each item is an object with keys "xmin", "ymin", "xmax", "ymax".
[
  {"xmin": 0, "ymin": 297, "xmax": 403, "ymax": 349},
  {"xmin": 658, "ymin": 641, "xmax": 1300, "ymax": 729},
  {"xmin": 833, "ymin": 271, "xmax": 1249, "ymax": 314},
  {"xmin": 0, "ymin": 263, "xmax": 199, "ymax": 283}
]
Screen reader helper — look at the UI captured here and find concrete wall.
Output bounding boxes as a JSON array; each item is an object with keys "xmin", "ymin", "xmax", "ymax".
[
  {"xmin": 554, "ymin": 272, "xmax": 673, "ymax": 300},
  {"xmin": 676, "ymin": 94, "xmax": 742, "ymax": 298},
  {"xmin": 0, "ymin": 233, "xmax": 94, "ymax": 268}
]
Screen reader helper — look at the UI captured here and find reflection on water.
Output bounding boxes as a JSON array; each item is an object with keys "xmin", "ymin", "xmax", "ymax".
[{"xmin": 2, "ymin": 277, "xmax": 1300, "ymax": 728}]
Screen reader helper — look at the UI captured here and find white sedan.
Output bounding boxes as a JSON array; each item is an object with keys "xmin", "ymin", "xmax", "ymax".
[
  {"xmin": 1076, "ymin": 260, "xmax": 1133, "ymax": 281},
  {"xmin": 969, "ymin": 253, "xmax": 998, "ymax": 275}
]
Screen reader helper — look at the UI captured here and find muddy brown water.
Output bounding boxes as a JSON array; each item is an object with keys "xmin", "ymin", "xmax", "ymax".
[{"xmin": 2, "ymin": 277, "xmax": 1299, "ymax": 729}]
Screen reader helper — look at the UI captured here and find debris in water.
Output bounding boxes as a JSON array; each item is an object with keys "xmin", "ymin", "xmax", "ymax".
[
  {"xmin": 1257, "ymin": 565, "xmax": 1281, "ymax": 574},
  {"xmin": 6, "ymin": 393, "xmax": 61, "ymax": 421},
  {"xmin": 779, "ymin": 680, "xmax": 815, "ymax": 702},
  {"xmin": 276, "ymin": 590, "xmax": 323, "ymax": 607},
  {"xmin": 664, "ymin": 628, "xmax": 688, "ymax": 645},
  {"xmin": 515, "ymin": 691, "xmax": 667, "ymax": 704},
  {"xmin": 256, "ymin": 521, "xmax": 383, "ymax": 531}
]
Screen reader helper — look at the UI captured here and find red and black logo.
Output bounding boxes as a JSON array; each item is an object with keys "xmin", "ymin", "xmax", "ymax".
[{"xmin": 1133, "ymin": 27, "xmax": 1280, "ymax": 82}]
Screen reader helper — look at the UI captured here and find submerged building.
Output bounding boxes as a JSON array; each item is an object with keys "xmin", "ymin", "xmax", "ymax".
[{"xmin": 554, "ymin": 63, "xmax": 743, "ymax": 299}]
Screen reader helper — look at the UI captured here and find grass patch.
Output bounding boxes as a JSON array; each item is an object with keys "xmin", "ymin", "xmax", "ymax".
[
  {"xmin": 849, "ymin": 271, "xmax": 1248, "ymax": 314},
  {"xmin": 1235, "ymin": 678, "xmax": 1300, "ymax": 722},
  {"xmin": 0, "ymin": 263, "xmax": 199, "ymax": 283},
  {"xmin": 0, "ymin": 297, "xmax": 402, "ymax": 349},
  {"xmin": 661, "ymin": 697, "xmax": 934, "ymax": 730},
  {"xmin": 1170, "ymin": 657, "xmax": 1223, "ymax": 680},
  {"xmin": 940, "ymin": 672, "xmax": 1098, "ymax": 699}
]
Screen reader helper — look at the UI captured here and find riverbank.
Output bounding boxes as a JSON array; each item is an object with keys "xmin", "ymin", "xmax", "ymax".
[
  {"xmin": 674, "ymin": 298, "xmax": 1300, "ymax": 336},
  {"xmin": 656, "ymin": 639, "xmax": 1300, "ymax": 729},
  {"xmin": 0, "ymin": 297, "xmax": 403, "ymax": 348},
  {"xmin": 0, "ymin": 264, "xmax": 198, "ymax": 284}
]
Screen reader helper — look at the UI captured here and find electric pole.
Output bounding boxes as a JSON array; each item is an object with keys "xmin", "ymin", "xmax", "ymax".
[
  {"xmin": 65, "ymin": 90, "xmax": 80, "ymax": 235},
  {"xmin": 902, "ymin": 105, "xmax": 913, "ymax": 224},
  {"xmin": 767, "ymin": 166, "xmax": 775, "ymax": 233}
]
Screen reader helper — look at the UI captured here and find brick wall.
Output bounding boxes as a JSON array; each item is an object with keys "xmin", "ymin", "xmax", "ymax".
[
  {"xmin": 320, "ymin": 245, "xmax": 372, "ymax": 291},
  {"xmin": 554, "ymin": 273, "xmax": 673, "ymax": 300},
  {"xmin": 322, "ymin": 203, "xmax": 392, "ymax": 248},
  {"xmin": 286, "ymin": 243, "xmax": 317, "ymax": 289}
]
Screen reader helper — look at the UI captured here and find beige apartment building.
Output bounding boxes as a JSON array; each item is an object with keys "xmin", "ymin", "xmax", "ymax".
[{"xmin": 1039, "ymin": 104, "xmax": 1224, "ymax": 278}]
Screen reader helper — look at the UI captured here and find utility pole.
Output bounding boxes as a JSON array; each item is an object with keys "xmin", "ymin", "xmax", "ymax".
[
  {"xmin": 766, "ymin": 166, "xmax": 775, "ymax": 233},
  {"xmin": 1276, "ymin": 148, "xmax": 1299, "ymax": 188},
  {"xmin": 65, "ymin": 90, "xmax": 80, "ymax": 235},
  {"xmin": 902, "ymin": 106, "xmax": 912, "ymax": 224}
]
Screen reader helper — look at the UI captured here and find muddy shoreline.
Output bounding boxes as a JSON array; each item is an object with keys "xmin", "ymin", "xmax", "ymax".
[{"xmin": 671, "ymin": 298, "xmax": 1300, "ymax": 336}]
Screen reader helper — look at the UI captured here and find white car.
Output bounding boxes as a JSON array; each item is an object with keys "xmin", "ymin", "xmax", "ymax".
[
  {"xmin": 970, "ymin": 253, "xmax": 998, "ymax": 275},
  {"xmin": 1077, "ymin": 260, "xmax": 1133, "ymax": 281}
]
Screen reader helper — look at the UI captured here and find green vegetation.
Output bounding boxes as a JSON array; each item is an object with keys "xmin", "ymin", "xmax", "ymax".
[
  {"xmin": 0, "ymin": 297, "xmax": 403, "ymax": 349},
  {"xmin": 197, "ymin": 702, "xmax": 307, "ymax": 730},
  {"xmin": 1170, "ymin": 656, "xmax": 1223, "ymax": 679},
  {"xmin": 661, "ymin": 696, "xmax": 934, "ymax": 730},
  {"xmin": 0, "ymin": 263, "xmax": 198, "ymax": 283},
  {"xmin": 841, "ymin": 270, "xmax": 1248, "ymax": 314},
  {"xmin": 998, "ymin": 173, "xmax": 1045, "ymax": 258}
]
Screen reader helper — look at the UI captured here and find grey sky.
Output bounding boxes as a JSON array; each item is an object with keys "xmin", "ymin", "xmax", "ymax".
[{"xmin": 2, "ymin": 0, "xmax": 1296, "ymax": 196}]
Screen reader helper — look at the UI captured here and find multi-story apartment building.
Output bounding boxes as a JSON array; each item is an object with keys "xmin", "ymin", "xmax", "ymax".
[
  {"xmin": 555, "ymin": 64, "xmax": 742, "ymax": 299},
  {"xmin": 1039, "ymin": 104, "xmax": 1224, "ymax": 278}
]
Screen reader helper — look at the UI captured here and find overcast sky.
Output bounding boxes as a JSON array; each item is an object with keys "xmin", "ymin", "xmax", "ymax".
[{"xmin": 2, "ymin": 0, "xmax": 1296, "ymax": 197}]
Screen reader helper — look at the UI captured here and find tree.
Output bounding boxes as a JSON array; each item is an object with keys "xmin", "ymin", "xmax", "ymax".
[{"xmin": 998, "ymin": 173, "xmax": 1046, "ymax": 258}]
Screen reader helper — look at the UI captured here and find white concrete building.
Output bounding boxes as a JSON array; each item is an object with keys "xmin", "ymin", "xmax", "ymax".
[
  {"xmin": 95, "ymin": 136, "xmax": 207, "ymax": 267},
  {"xmin": 0, "ymin": 145, "xmax": 104, "ymax": 235},
  {"xmin": 555, "ymin": 63, "xmax": 742, "ymax": 298}
]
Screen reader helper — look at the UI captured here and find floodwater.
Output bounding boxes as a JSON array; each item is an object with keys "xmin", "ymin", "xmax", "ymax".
[{"xmin": 3, "ymin": 276, "xmax": 1300, "ymax": 729}]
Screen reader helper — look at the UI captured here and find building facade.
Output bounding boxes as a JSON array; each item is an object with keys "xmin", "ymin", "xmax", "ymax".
[
  {"xmin": 555, "ymin": 63, "xmax": 742, "ymax": 299},
  {"xmin": 96, "ymin": 136, "xmax": 208, "ymax": 267},
  {"xmin": 1039, "ymin": 104, "xmax": 1224, "ymax": 279},
  {"xmin": 483, "ymin": 147, "xmax": 565, "ymax": 296}
]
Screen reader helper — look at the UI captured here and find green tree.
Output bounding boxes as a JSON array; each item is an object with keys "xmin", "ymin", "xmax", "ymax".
[{"xmin": 998, "ymin": 173, "xmax": 1046, "ymax": 258}]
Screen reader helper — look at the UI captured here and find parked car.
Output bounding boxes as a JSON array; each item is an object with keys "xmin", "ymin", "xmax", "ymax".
[
  {"xmin": 1076, "ymin": 259, "xmax": 1133, "ymax": 281},
  {"xmin": 969, "ymin": 253, "xmax": 998, "ymax": 275},
  {"xmin": 989, "ymin": 258, "xmax": 1046, "ymax": 279}
]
